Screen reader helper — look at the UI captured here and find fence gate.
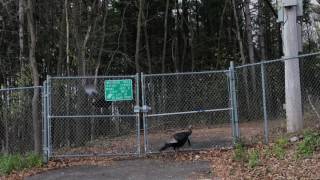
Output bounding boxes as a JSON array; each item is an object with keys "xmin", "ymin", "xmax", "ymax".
[
  {"xmin": 43, "ymin": 75, "xmax": 140, "ymax": 159},
  {"xmin": 141, "ymin": 69, "xmax": 239, "ymax": 154}
]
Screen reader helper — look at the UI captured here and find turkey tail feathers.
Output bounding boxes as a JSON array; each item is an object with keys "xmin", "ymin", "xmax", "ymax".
[{"xmin": 159, "ymin": 143, "xmax": 170, "ymax": 151}]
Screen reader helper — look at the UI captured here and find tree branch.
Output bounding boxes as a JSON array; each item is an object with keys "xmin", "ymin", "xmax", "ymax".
[
  {"xmin": 263, "ymin": 0, "xmax": 277, "ymax": 18},
  {"xmin": 307, "ymin": 93, "xmax": 320, "ymax": 123}
]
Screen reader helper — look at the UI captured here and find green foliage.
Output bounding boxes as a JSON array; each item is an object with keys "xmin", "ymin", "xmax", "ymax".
[
  {"xmin": 16, "ymin": 65, "xmax": 33, "ymax": 87},
  {"xmin": 263, "ymin": 146, "xmax": 272, "ymax": 158},
  {"xmin": 233, "ymin": 141, "xmax": 261, "ymax": 168},
  {"xmin": 233, "ymin": 141, "xmax": 248, "ymax": 162},
  {"xmin": 272, "ymin": 137, "xmax": 288, "ymax": 159},
  {"xmin": 297, "ymin": 131, "xmax": 320, "ymax": 158},
  {"xmin": 0, "ymin": 153, "xmax": 43, "ymax": 175},
  {"xmin": 248, "ymin": 149, "xmax": 260, "ymax": 168},
  {"xmin": 0, "ymin": 154, "xmax": 24, "ymax": 175},
  {"xmin": 24, "ymin": 153, "xmax": 43, "ymax": 168}
]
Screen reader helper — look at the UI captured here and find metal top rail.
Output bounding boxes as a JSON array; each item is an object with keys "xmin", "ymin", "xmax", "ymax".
[
  {"xmin": 0, "ymin": 86, "xmax": 42, "ymax": 92},
  {"xmin": 49, "ymin": 74, "xmax": 137, "ymax": 79},
  {"xmin": 143, "ymin": 69, "xmax": 230, "ymax": 77},
  {"xmin": 145, "ymin": 107, "xmax": 232, "ymax": 117}
]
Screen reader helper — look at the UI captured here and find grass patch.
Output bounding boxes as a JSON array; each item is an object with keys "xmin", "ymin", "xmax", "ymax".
[
  {"xmin": 233, "ymin": 141, "xmax": 261, "ymax": 168},
  {"xmin": 272, "ymin": 137, "xmax": 288, "ymax": 159},
  {"xmin": 24, "ymin": 153, "xmax": 43, "ymax": 168},
  {"xmin": 233, "ymin": 141, "xmax": 248, "ymax": 162},
  {"xmin": 248, "ymin": 149, "xmax": 260, "ymax": 168},
  {"xmin": 0, "ymin": 153, "xmax": 43, "ymax": 175},
  {"xmin": 0, "ymin": 154, "xmax": 24, "ymax": 175},
  {"xmin": 296, "ymin": 131, "xmax": 320, "ymax": 158}
]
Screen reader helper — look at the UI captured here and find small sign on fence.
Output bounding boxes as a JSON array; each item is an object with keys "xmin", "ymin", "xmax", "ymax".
[{"xmin": 105, "ymin": 79, "xmax": 133, "ymax": 101}]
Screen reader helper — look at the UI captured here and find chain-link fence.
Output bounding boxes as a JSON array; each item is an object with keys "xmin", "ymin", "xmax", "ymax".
[
  {"xmin": 235, "ymin": 52, "xmax": 320, "ymax": 144},
  {"xmin": 45, "ymin": 75, "xmax": 140, "ymax": 158},
  {"xmin": 2, "ymin": 52, "xmax": 320, "ymax": 160},
  {"xmin": 0, "ymin": 86, "xmax": 42, "ymax": 154},
  {"xmin": 141, "ymin": 71, "xmax": 234, "ymax": 153}
]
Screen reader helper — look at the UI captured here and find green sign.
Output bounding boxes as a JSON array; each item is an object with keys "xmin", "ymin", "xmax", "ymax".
[{"xmin": 105, "ymin": 79, "xmax": 133, "ymax": 101}]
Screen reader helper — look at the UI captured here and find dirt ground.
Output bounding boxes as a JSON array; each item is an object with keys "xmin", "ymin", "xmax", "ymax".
[
  {"xmin": 4, "ymin": 116, "xmax": 319, "ymax": 179},
  {"xmin": 52, "ymin": 119, "xmax": 284, "ymax": 156},
  {"xmin": 24, "ymin": 159, "xmax": 212, "ymax": 180}
]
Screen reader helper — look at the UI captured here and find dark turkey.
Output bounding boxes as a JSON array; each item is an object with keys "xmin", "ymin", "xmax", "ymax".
[
  {"xmin": 159, "ymin": 125, "xmax": 192, "ymax": 151},
  {"xmin": 84, "ymin": 85, "xmax": 111, "ymax": 109},
  {"xmin": 91, "ymin": 97, "xmax": 111, "ymax": 108}
]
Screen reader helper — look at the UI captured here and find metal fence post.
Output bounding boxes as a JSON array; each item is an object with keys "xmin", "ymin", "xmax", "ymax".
[
  {"xmin": 229, "ymin": 61, "xmax": 240, "ymax": 141},
  {"xmin": 136, "ymin": 73, "xmax": 141, "ymax": 156},
  {"xmin": 141, "ymin": 73, "xmax": 148, "ymax": 154},
  {"xmin": 260, "ymin": 62, "xmax": 269, "ymax": 144},
  {"xmin": 228, "ymin": 69, "xmax": 236, "ymax": 142},
  {"xmin": 42, "ymin": 81, "xmax": 48, "ymax": 163},
  {"xmin": 46, "ymin": 75, "xmax": 52, "ymax": 158}
]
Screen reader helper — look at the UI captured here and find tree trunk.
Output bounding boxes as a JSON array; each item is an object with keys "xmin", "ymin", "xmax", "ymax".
[
  {"xmin": 18, "ymin": 0, "xmax": 25, "ymax": 70},
  {"xmin": 180, "ymin": 0, "xmax": 190, "ymax": 72},
  {"xmin": 134, "ymin": 0, "xmax": 143, "ymax": 73},
  {"xmin": 216, "ymin": 0, "xmax": 228, "ymax": 67},
  {"xmin": 161, "ymin": 0, "xmax": 169, "ymax": 73},
  {"xmin": 173, "ymin": 0, "xmax": 180, "ymax": 72},
  {"xmin": 65, "ymin": 0, "xmax": 70, "ymax": 77},
  {"xmin": 258, "ymin": 0, "xmax": 266, "ymax": 60},
  {"xmin": 92, "ymin": 0, "xmax": 109, "ymax": 141},
  {"xmin": 56, "ymin": 17, "xmax": 65, "ymax": 76},
  {"xmin": 70, "ymin": 0, "xmax": 95, "ymax": 146},
  {"xmin": 190, "ymin": 27, "xmax": 195, "ymax": 71},
  {"xmin": 65, "ymin": 0, "xmax": 71, "ymax": 146},
  {"xmin": 94, "ymin": 0, "xmax": 109, "ymax": 86},
  {"xmin": 244, "ymin": 0, "xmax": 257, "ymax": 92},
  {"xmin": 26, "ymin": 0, "xmax": 41, "ymax": 154},
  {"xmin": 232, "ymin": 0, "xmax": 251, "ymax": 119},
  {"xmin": 142, "ymin": 8, "xmax": 152, "ymax": 74}
]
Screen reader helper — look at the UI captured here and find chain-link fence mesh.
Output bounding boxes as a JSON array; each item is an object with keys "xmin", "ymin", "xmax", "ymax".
[
  {"xmin": 47, "ymin": 76, "xmax": 140, "ymax": 157},
  {"xmin": 142, "ymin": 71, "xmax": 233, "ymax": 153},
  {"xmin": 0, "ymin": 87, "xmax": 42, "ymax": 154},
  {"xmin": 235, "ymin": 53, "xmax": 320, "ymax": 144},
  {"xmin": 300, "ymin": 54, "xmax": 320, "ymax": 130},
  {"xmin": 2, "ymin": 53, "xmax": 320, "ymax": 158}
]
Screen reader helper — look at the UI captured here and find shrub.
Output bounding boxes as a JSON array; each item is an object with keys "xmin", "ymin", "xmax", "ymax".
[
  {"xmin": 0, "ymin": 153, "xmax": 43, "ymax": 175},
  {"xmin": 233, "ymin": 141, "xmax": 248, "ymax": 162},
  {"xmin": 24, "ymin": 153, "xmax": 43, "ymax": 168},
  {"xmin": 272, "ymin": 137, "xmax": 288, "ymax": 159},
  {"xmin": 248, "ymin": 149, "xmax": 260, "ymax": 168},
  {"xmin": 297, "ymin": 131, "xmax": 320, "ymax": 158},
  {"xmin": 0, "ymin": 154, "xmax": 23, "ymax": 175}
]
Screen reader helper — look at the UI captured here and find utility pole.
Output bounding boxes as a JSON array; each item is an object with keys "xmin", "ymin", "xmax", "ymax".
[{"xmin": 280, "ymin": 1, "xmax": 303, "ymax": 132}]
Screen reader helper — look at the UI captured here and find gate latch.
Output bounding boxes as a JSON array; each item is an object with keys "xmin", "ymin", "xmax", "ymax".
[{"xmin": 134, "ymin": 105, "xmax": 151, "ymax": 113}]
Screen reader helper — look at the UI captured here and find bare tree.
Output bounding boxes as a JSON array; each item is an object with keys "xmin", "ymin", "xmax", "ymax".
[
  {"xmin": 65, "ymin": 0, "xmax": 70, "ymax": 77},
  {"xmin": 94, "ymin": 0, "xmax": 109, "ymax": 84},
  {"xmin": 161, "ymin": 0, "xmax": 169, "ymax": 73},
  {"xmin": 142, "ymin": 4, "xmax": 152, "ymax": 74},
  {"xmin": 232, "ymin": 0, "xmax": 251, "ymax": 118},
  {"xmin": 26, "ymin": 0, "xmax": 41, "ymax": 154},
  {"xmin": 18, "ymin": 0, "xmax": 25, "ymax": 69},
  {"xmin": 135, "ymin": 0, "xmax": 143, "ymax": 73},
  {"xmin": 243, "ymin": 0, "xmax": 257, "ymax": 92},
  {"xmin": 258, "ymin": 0, "xmax": 266, "ymax": 60},
  {"xmin": 216, "ymin": 0, "xmax": 229, "ymax": 67}
]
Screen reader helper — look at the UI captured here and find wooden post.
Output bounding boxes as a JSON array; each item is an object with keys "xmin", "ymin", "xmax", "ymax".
[{"xmin": 283, "ymin": 5, "xmax": 303, "ymax": 132}]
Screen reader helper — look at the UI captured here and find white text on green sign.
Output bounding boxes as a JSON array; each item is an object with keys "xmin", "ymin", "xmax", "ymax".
[{"xmin": 105, "ymin": 79, "xmax": 133, "ymax": 101}]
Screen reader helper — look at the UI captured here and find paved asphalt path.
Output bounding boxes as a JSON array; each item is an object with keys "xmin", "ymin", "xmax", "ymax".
[{"xmin": 25, "ymin": 159, "xmax": 212, "ymax": 180}]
